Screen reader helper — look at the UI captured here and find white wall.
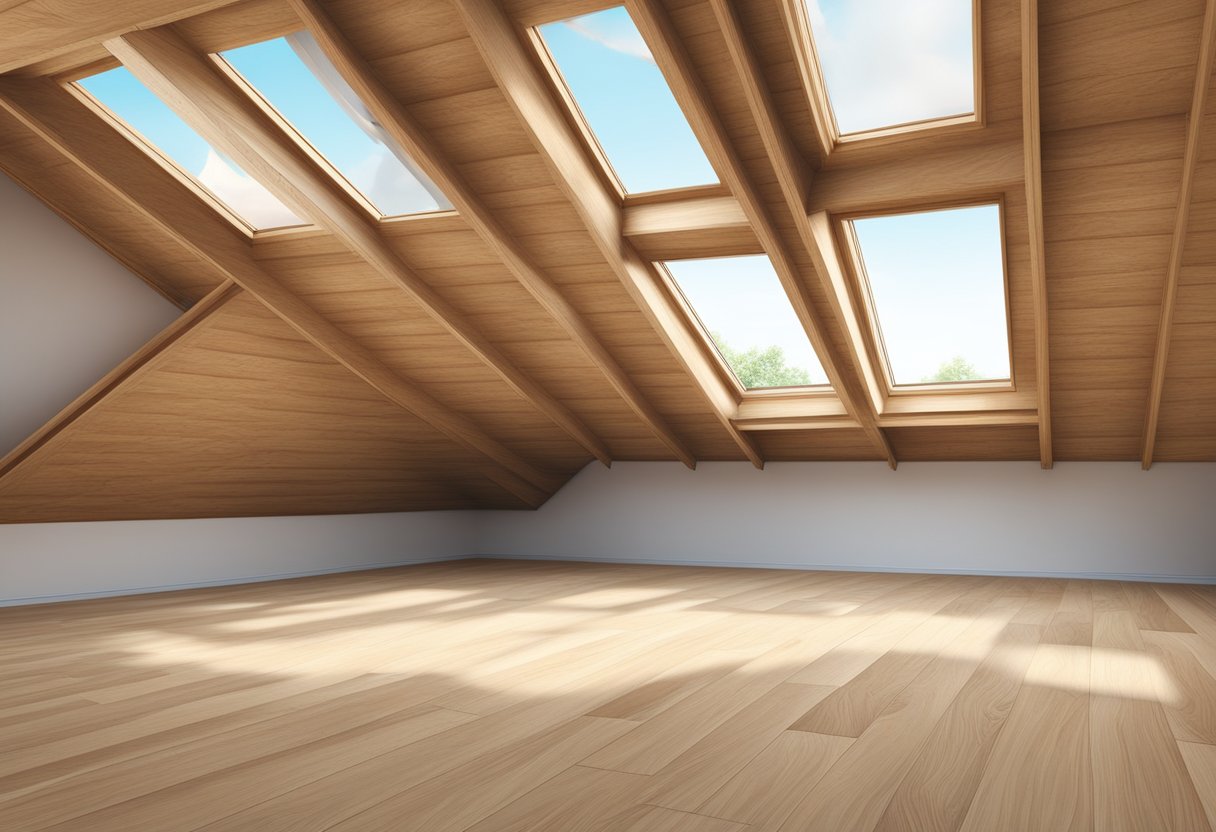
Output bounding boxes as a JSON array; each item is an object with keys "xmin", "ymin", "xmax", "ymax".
[
  {"xmin": 0, "ymin": 171, "xmax": 475, "ymax": 606},
  {"xmin": 3, "ymin": 172, "xmax": 1214, "ymax": 602},
  {"xmin": 0, "ymin": 172, "xmax": 180, "ymax": 456},
  {"xmin": 474, "ymin": 461, "xmax": 1216, "ymax": 582},
  {"xmin": 0, "ymin": 511, "xmax": 478, "ymax": 605}
]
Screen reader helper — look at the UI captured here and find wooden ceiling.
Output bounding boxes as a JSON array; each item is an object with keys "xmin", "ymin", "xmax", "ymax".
[{"xmin": 0, "ymin": 0, "xmax": 1212, "ymax": 522}]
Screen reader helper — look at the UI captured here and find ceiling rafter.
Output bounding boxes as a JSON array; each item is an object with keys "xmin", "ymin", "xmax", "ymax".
[
  {"xmin": 706, "ymin": 0, "xmax": 886, "ymax": 425},
  {"xmin": 1141, "ymin": 0, "xmax": 1216, "ymax": 470},
  {"xmin": 625, "ymin": 0, "xmax": 897, "ymax": 468},
  {"xmin": 0, "ymin": 76, "xmax": 559, "ymax": 507},
  {"xmin": 285, "ymin": 0, "xmax": 696, "ymax": 468},
  {"xmin": 106, "ymin": 25, "xmax": 614, "ymax": 468},
  {"xmin": 451, "ymin": 0, "xmax": 764, "ymax": 469},
  {"xmin": 0, "ymin": 279, "xmax": 241, "ymax": 490},
  {"xmin": 1021, "ymin": 0, "xmax": 1053, "ymax": 469}
]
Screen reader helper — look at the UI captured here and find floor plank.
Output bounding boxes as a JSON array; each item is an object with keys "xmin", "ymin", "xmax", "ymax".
[
  {"xmin": 0, "ymin": 562, "xmax": 1213, "ymax": 832},
  {"xmin": 1089, "ymin": 611, "xmax": 1211, "ymax": 831}
]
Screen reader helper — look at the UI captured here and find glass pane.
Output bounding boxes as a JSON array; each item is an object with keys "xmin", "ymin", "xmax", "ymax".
[
  {"xmin": 664, "ymin": 255, "xmax": 828, "ymax": 390},
  {"xmin": 539, "ymin": 7, "xmax": 717, "ymax": 193},
  {"xmin": 77, "ymin": 67, "xmax": 304, "ymax": 231},
  {"xmin": 806, "ymin": 0, "xmax": 974, "ymax": 135},
  {"xmin": 220, "ymin": 35, "xmax": 449, "ymax": 218},
  {"xmin": 852, "ymin": 204, "xmax": 1009, "ymax": 385}
]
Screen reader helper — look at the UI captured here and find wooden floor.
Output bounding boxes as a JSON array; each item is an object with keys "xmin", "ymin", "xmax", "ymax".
[{"xmin": 2, "ymin": 561, "xmax": 1216, "ymax": 831}]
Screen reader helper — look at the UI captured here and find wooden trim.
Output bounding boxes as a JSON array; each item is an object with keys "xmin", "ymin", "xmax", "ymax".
[
  {"xmin": 734, "ymin": 417, "xmax": 859, "ymax": 432},
  {"xmin": 1022, "ymin": 0, "xmax": 1053, "ymax": 469},
  {"xmin": 0, "ymin": 280, "xmax": 242, "ymax": 488},
  {"xmin": 775, "ymin": 0, "xmax": 834, "ymax": 160},
  {"xmin": 1141, "ymin": 0, "xmax": 1216, "ymax": 470},
  {"xmin": 876, "ymin": 410, "xmax": 1038, "ymax": 429},
  {"xmin": 106, "ymin": 25, "xmax": 613, "ymax": 468},
  {"xmin": 0, "ymin": 76, "xmax": 558, "ymax": 507},
  {"xmin": 699, "ymin": 0, "xmax": 896, "ymax": 468},
  {"xmin": 527, "ymin": 24, "xmax": 627, "ymax": 203},
  {"xmin": 733, "ymin": 410, "xmax": 1037, "ymax": 432},
  {"xmin": 287, "ymin": 0, "xmax": 697, "ymax": 469},
  {"xmin": 452, "ymin": 0, "xmax": 763, "ymax": 468}
]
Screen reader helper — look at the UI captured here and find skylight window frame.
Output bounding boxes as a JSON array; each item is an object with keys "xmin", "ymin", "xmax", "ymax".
[
  {"xmin": 836, "ymin": 196, "xmax": 1016, "ymax": 396},
  {"xmin": 528, "ymin": 7, "xmax": 722, "ymax": 201},
  {"xmin": 210, "ymin": 41, "xmax": 444, "ymax": 225},
  {"xmin": 781, "ymin": 0, "xmax": 985, "ymax": 151},
  {"xmin": 66, "ymin": 72, "xmax": 307, "ymax": 237},
  {"xmin": 655, "ymin": 255, "xmax": 834, "ymax": 399}
]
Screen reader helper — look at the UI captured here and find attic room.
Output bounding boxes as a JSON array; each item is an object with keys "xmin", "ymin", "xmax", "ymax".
[{"xmin": 1, "ymin": 0, "xmax": 1215, "ymax": 828}]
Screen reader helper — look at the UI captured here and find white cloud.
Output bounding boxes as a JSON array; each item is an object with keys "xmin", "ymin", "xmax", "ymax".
[
  {"xmin": 562, "ymin": 14, "xmax": 656, "ymax": 65},
  {"xmin": 807, "ymin": 0, "xmax": 973, "ymax": 134},
  {"xmin": 197, "ymin": 150, "xmax": 304, "ymax": 230}
]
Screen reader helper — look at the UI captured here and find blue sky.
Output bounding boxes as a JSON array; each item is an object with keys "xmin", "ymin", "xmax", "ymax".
[
  {"xmin": 220, "ymin": 36, "xmax": 443, "ymax": 217},
  {"xmin": 665, "ymin": 256, "xmax": 828, "ymax": 387},
  {"xmin": 854, "ymin": 204, "xmax": 1009, "ymax": 383},
  {"xmin": 79, "ymin": 8, "xmax": 1000, "ymax": 388},
  {"xmin": 539, "ymin": 8, "xmax": 718, "ymax": 193},
  {"xmin": 78, "ymin": 35, "xmax": 446, "ymax": 227},
  {"xmin": 79, "ymin": 67, "xmax": 303, "ymax": 229}
]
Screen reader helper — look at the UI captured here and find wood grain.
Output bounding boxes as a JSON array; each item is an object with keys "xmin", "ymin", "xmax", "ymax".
[{"xmin": 0, "ymin": 563, "xmax": 1213, "ymax": 830}]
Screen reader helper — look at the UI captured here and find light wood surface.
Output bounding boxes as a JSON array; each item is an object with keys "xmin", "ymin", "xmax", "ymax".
[
  {"xmin": 1021, "ymin": 0, "xmax": 1053, "ymax": 468},
  {"xmin": 1142, "ymin": 0, "xmax": 1216, "ymax": 468},
  {"xmin": 1, "ymin": 561, "xmax": 1213, "ymax": 831},
  {"xmin": 0, "ymin": 0, "xmax": 1214, "ymax": 520}
]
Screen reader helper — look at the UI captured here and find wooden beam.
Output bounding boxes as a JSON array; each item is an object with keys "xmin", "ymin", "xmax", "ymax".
[
  {"xmin": 285, "ymin": 0, "xmax": 694, "ymax": 469},
  {"xmin": 807, "ymin": 135, "xmax": 1025, "ymax": 214},
  {"xmin": 107, "ymin": 25, "xmax": 613, "ymax": 468},
  {"xmin": 0, "ymin": 77, "xmax": 558, "ymax": 507},
  {"xmin": 451, "ymin": 0, "xmax": 764, "ymax": 469},
  {"xmin": 1022, "ymin": 0, "xmax": 1053, "ymax": 469},
  {"xmin": 0, "ymin": 0, "xmax": 240, "ymax": 74},
  {"xmin": 774, "ymin": 0, "xmax": 835, "ymax": 161},
  {"xmin": 707, "ymin": 0, "xmax": 887, "ymax": 429},
  {"xmin": 623, "ymin": 193, "xmax": 761, "ymax": 260},
  {"xmin": 1141, "ymin": 0, "xmax": 1216, "ymax": 470},
  {"xmin": 0, "ymin": 280, "xmax": 241, "ymax": 489},
  {"xmin": 628, "ymin": 0, "xmax": 896, "ymax": 468}
]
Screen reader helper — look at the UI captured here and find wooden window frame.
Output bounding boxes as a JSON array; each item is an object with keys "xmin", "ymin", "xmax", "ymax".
[
  {"xmin": 655, "ymin": 257, "xmax": 835, "ymax": 401},
  {"xmin": 835, "ymin": 196, "xmax": 1017, "ymax": 397},
  {"xmin": 781, "ymin": 0, "xmax": 985, "ymax": 154},
  {"xmin": 527, "ymin": 7, "xmax": 723, "ymax": 202},
  {"xmin": 66, "ymin": 76, "xmax": 303, "ymax": 237}
]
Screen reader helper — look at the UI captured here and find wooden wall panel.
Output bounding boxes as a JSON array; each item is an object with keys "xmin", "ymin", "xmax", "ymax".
[
  {"xmin": 1, "ymin": 0, "xmax": 1214, "ymax": 521},
  {"xmin": 0, "ymin": 293, "xmax": 541, "ymax": 522},
  {"xmin": 1040, "ymin": 0, "xmax": 1204, "ymax": 460}
]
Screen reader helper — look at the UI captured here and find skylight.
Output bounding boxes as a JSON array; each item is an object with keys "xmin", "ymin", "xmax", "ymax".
[
  {"xmin": 219, "ymin": 34, "xmax": 450, "ymax": 218},
  {"xmin": 663, "ymin": 255, "xmax": 828, "ymax": 391},
  {"xmin": 850, "ymin": 204, "xmax": 1009, "ymax": 386},
  {"xmin": 806, "ymin": 0, "xmax": 975, "ymax": 135},
  {"xmin": 538, "ymin": 7, "xmax": 717, "ymax": 194},
  {"xmin": 77, "ymin": 67, "xmax": 304, "ymax": 231}
]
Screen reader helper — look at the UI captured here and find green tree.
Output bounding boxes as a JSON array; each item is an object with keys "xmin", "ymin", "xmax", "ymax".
[
  {"xmin": 711, "ymin": 332, "xmax": 811, "ymax": 388},
  {"xmin": 924, "ymin": 355, "xmax": 982, "ymax": 383}
]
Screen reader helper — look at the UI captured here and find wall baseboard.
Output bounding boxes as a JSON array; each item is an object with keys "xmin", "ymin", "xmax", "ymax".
[
  {"xmin": 0, "ymin": 553, "xmax": 466, "ymax": 608},
  {"xmin": 470, "ymin": 553, "xmax": 1216, "ymax": 585},
  {"xmin": 7, "ymin": 549, "xmax": 1212, "ymax": 607}
]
